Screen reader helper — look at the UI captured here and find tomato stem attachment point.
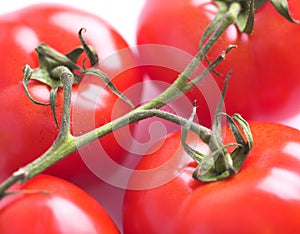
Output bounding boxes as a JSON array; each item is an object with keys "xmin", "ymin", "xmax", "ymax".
[{"xmin": 181, "ymin": 70, "xmax": 253, "ymax": 182}]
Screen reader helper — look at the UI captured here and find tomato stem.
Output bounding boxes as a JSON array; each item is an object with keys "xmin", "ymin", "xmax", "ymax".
[
  {"xmin": 0, "ymin": 108, "xmax": 212, "ymax": 197},
  {"xmin": 138, "ymin": 2, "xmax": 241, "ymax": 110},
  {"xmin": 51, "ymin": 66, "xmax": 74, "ymax": 136},
  {"xmin": 1, "ymin": 0, "xmax": 297, "ymax": 195},
  {"xmin": 0, "ymin": 3, "xmax": 252, "ymax": 194},
  {"xmin": 0, "ymin": 46, "xmax": 234, "ymax": 195},
  {"xmin": 0, "ymin": 66, "xmax": 77, "ymax": 196}
]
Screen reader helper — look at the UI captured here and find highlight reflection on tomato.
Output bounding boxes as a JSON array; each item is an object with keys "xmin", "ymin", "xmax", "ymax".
[{"xmin": 123, "ymin": 122, "xmax": 300, "ymax": 233}]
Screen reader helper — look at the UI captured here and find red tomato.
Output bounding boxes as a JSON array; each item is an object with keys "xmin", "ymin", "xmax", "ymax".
[
  {"xmin": 0, "ymin": 5, "xmax": 142, "ymax": 227},
  {"xmin": 123, "ymin": 122, "xmax": 300, "ymax": 233},
  {"xmin": 136, "ymin": 0, "xmax": 300, "ymax": 127},
  {"xmin": 0, "ymin": 174, "xmax": 119, "ymax": 234},
  {"xmin": 0, "ymin": 4, "xmax": 142, "ymax": 181}
]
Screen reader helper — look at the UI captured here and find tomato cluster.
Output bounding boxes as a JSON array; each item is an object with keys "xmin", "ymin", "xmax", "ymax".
[{"xmin": 1, "ymin": 1, "xmax": 300, "ymax": 233}]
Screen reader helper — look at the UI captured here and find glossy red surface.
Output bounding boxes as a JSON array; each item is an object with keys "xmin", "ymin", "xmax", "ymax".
[{"xmin": 123, "ymin": 122, "xmax": 300, "ymax": 233}]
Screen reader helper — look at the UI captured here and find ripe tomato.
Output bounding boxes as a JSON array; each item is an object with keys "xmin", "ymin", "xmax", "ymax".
[
  {"xmin": 0, "ymin": 4, "xmax": 142, "ymax": 226},
  {"xmin": 0, "ymin": 174, "xmax": 119, "ymax": 234},
  {"xmin": 0, "ymin": 4, "xmax": 142, "ymax": 181},
  {"xmin": 123, "ymin": 122, "xmax": 300, "ymax": 233},
  {"xmin": 136, "ymin": 0, "xmax": 300, "ymax": 127}
]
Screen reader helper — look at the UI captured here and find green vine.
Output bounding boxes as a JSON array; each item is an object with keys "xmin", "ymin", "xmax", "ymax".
[{"xmin": 2, "ymin": 0, "xmax": 296, "ymax": 195}]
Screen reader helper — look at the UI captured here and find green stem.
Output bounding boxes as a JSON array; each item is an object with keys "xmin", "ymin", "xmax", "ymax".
[
  {"xmin": 0, "ymin": 66, "xmax": 76, "ymax": 196},
  {"xmin": 0, "ymin": 137, "xmax": 77, "ymax": 197},
  {"xmin": 0, "ymin": 45, "xmax": 230, "ymax": 195},
  {"xmin": 50, "ymin": 66, "xmax": 74, "ymax": 137},
  {"xmin": 26, "ymin": 65, "xmax": 76, "ymax": 176},
  {"xmin": 0, "ymin": 108, "xmax": 208, "ymax": 196},
  {"xmin": 75, "ymin": 108, "xmax": 213, "ymax": 150},
  {"xmin": 0, "ymin": 3, "xmax": 242, "ymax": 195},
  {"xmin": 138, "ymin": 3, "xmax": 240, "ymax": 111},
  {"xmin": 137, "ymin": 44, "xmax": 235, "ymax": 112}
]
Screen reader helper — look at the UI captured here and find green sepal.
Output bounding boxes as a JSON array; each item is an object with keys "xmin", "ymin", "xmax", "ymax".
[
  {"xmin": 23, "ymin": 65, "xmax": 50, "ymax": 106},
  {"xmin": 65, "ymin": 47, "xmax": 85, "ymax": 65},
  {"xmin": 193, "ymin": 142, "xmax": 238, "ymax": 182},
  {"xmin": 193, "ymin": 113, "xmax": 253, "ymax": 182},
  {"xmin": 22, "ymin": 38, "xmax": 97, "ymax": 126},
  {"xmin": 254, "ymin": 0, "xmax": 268, "ymax": 9},
  {"xmin": 228, "ymin": 113, "xmax": 253, "ymax": 170},
  {"xmin": 78, "ymin": 28, "xmax": 99, "ymax": 67},
  {"xmin": 23, "ymin": 64, "xmax": 71, "ymax": 127},
  {"xmin": 180, "ymin": 69, "xmax": 253, "ymax": 182},
  {"xmin": 181, "ymin": 101, "xmax": 205, "ymax": 164},
  {"xmin": 82, "ymin": 68, "xmax": 135, "ymax": 109},
  {"xmin": 22, "ymin": 28, "xmax": 134, "ymax": 129},
  {"xmin": 236, "ymin": 0, "xmax": 255, "ymax": 33},
  {"xmin": 33, "ymin": 43, "xmax": 85, "ymax": 87},
  {"xmin": 269, "ymin": 0, "xmax": 300, "ymax": 24},
  {"xmin": 195, "ymin": 70, "xmax": 235, "ymax": 182},
  {"xmin": 50, "ymin": 86, "xmax": 59, "ymax": 127},
  {"xmin": 35, "ymin": 43, "xmax": 82, "ymax": 74},
  {"xmin": 31, "ymin": 67, "xmax": 63, "ymax": 88},
  {"xmin": 211, "ymin": 69, "xmax": 232, "ymax": 143}
]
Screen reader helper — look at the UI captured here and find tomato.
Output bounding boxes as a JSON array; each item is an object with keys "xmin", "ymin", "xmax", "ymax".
[
  {"xmin": 0, "ymin": 174, "xmax": 119, "ymax": 233},
  {"xmin": 136, "ymin": 0, "xmax": 300, "ymax": 127},
  {"xmin": 0, "ymin": 4, "xmax": 142, "ymax": 227},
  {"xmin": 123, "ymin": 122, "xmax": 300, "ymax": 233},
  {"xmin": 0, "ymin": 4, "xmax": 142, "ymax": 181}
]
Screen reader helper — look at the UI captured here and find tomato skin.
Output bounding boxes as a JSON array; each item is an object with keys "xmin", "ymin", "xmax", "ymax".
[
  {"xmin": 137, "ymin": 0, "xmax": 300, "ymax": 126},
  {"xmin": 0, "ymin": 174, "xmax": 120, "ymax": 234},
  {"xmin": 123, "ymin": 122, "xmax": 300, "ymax": 233}
]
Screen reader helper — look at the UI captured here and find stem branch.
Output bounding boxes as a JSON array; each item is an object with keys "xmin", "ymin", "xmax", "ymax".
[{"xmin": 0, "ymin": 3, "xmax": 242, "ymax": 194}]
